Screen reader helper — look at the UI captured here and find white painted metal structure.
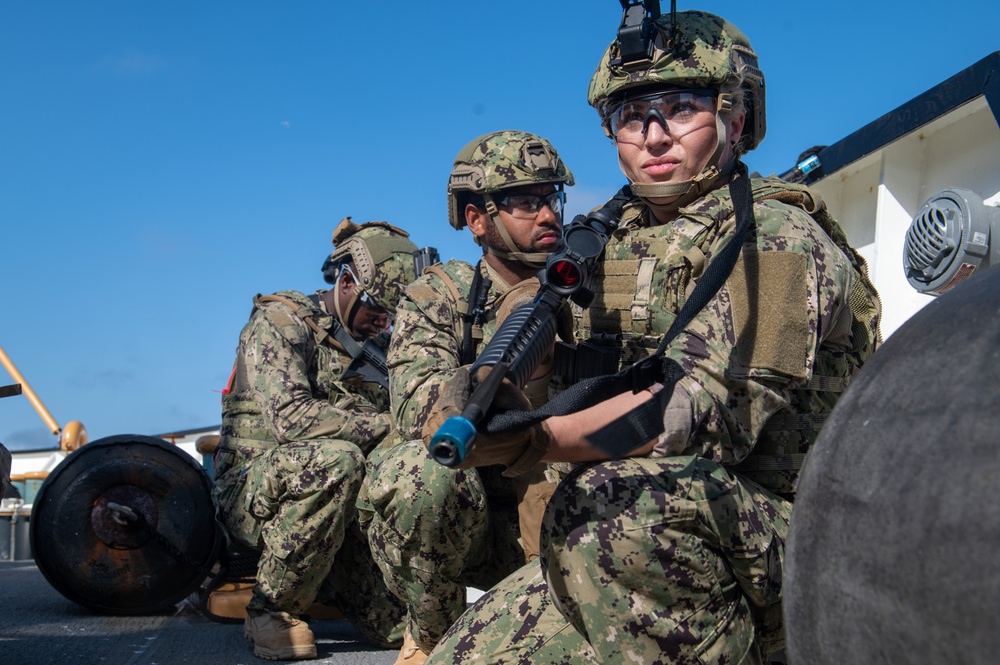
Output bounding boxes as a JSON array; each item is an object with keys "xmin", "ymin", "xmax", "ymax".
[{"xmin": 787, "ymin": 51, "xmax": 1000, "ymax": 338}]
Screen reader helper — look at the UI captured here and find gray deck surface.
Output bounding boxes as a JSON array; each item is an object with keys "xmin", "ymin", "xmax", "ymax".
[{"xmin": 0, "ymin": 560, "xmax": 398, "ymax": 665}]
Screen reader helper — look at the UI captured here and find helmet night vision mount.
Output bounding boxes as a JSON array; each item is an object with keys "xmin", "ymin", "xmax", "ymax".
[{"xmin": 613, "ymin": 0, "xmax": 665, "ymax": 69}]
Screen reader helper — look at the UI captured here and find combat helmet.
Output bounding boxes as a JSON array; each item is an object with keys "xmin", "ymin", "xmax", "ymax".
[
  {"xmin": 589, "ymin": 8, "xmax": 765, "ymax": 204},
  {"xmin": 447, "ymin": 130, "xmax": 575, "ymax": 268},
  {"xmin": 322, "ymin": 217, "xmax": 418, "ymax": 324}
]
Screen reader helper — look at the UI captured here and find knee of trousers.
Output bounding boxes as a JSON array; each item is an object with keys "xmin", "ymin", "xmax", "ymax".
[
  {"xmin": 227, "ymin": 441, "xmax": 366, "ymax": 534},
  {"xmin": 540, "ymin": 458, "xmax": 703, "ymax": 559},
  {"xmin": 273, "ymin": 439, "xmax": 366, "ymax": 497},
  {"xmin": 364, "ymin": 440, "xmax": 490, "ymax": 550}
]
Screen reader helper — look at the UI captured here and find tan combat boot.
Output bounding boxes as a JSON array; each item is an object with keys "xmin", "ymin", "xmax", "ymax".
[
  {"xmin": 393, "ymin": 628, "xmax": 429, "ymax": 665},
  {"xmin": 243, "ymin": 610, "xmax": 317, "ymax": 661}
]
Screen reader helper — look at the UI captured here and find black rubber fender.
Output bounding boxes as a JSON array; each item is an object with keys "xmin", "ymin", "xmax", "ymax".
[
  {"xmin": 786, "ymin": 266, "xmax": 1000, "ymax": 664},
  {"xmin": 31, "ymin": 434, "xmax": 222, "ymax": 615}
]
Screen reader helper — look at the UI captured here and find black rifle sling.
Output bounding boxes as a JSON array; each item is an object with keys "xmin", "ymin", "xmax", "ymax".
[
  {"xmin": 484, "ymin": 162, "xmax": 757, "ymax": 459},
  {"xmin": 306, "ymin": 294, "xmax": 362, "ymax": 358},
  {"xmin": 306, "ymin": 294, "xmax": 390, "ymax": 388},
  {"xmin": 460, "ymin": 263, "xmax": 490, "ymax": 366}
]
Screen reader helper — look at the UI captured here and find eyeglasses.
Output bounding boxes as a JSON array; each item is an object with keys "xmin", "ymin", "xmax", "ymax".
[
  {"xmin": 493, "ymin": 190, "xmax": 566, "ymax": 219},
  {"xmin": 608, "ymin": 89, "xmax": 718, "ymax": 145}
]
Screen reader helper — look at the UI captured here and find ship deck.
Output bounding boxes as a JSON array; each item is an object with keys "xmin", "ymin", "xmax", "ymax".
[{"xmin": 0, "ymin": 560, "xmax": 397, "ymax": 665}]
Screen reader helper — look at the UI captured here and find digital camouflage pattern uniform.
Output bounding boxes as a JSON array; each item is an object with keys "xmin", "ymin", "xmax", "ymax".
[
  {"xmin": 213, "ymin": 289, "xmax": 405, "ymax": 647},
  {"xmin": 358, "ymin": 129, "xmax": 574, "ymax": 658},
  {"xmin": 426, "ymin": 178, "xmax": 882, "ymax": 664},
  {"xmin": 424, "ymin": 9, "xmax": 881, "ymax": 664},
  {"xmin": 357, "ymin": 259, "xmax": 531, "ymax": 653}
]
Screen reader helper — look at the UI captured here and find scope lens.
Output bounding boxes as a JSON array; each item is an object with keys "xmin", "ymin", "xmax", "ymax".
[{"xmin": 549, "ymin": 260, "xmax": 581, "ymax": 288}]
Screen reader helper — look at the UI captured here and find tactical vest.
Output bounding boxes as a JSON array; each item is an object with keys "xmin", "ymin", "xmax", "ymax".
[
  {"xmin": 219, "ymin": 290, "xmax": 389, "ymax": 455},
  {"xmin": 420, "ymin": 259, "xmax": 528, "ymax": 365},
  {"xmin": 563, "ymin": 177, "xmax": 881, "ymax": 496}
]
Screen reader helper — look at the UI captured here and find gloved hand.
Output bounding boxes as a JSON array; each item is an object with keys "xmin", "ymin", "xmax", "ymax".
[{"xmin": 422, "ymin": 366, "xmax": 551, "ymax": 477}]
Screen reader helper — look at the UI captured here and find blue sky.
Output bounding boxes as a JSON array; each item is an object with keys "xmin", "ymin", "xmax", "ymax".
[{"xmin": 2, "ymin": 1, "xmax": 998, "ymax": 451}]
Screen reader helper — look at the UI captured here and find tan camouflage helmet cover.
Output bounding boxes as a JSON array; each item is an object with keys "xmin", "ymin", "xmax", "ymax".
[
  {"xmin": 446, "ymin": 130, "xmax": 575, "ymax": 230},
  {"xmin": 327, "ymin": 217, "xmax": 419, "ymax": 313},
  {"xmin": 588, "ymin": 10, "xmax": 766, "ymax": 150}
]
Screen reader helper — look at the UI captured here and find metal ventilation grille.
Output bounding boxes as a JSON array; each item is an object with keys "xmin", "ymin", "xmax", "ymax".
[
  {"xmin": 904, "ymin": 188, "xmax": 997, "ymax": 295},
  {"xmin": 904, "ymin": 198, "xmax": 959, "ymax": 278}
]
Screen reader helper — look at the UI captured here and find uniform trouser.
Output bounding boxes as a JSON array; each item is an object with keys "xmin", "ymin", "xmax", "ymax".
[
  {"xmin": 425, "ymin": 560, "xmax": 596, "ymax": 665},
  {"xmin": 426, "ymin": 455, "xmax": 791, "ymax": 665},
  {"xmin": 213, "ymin": 438, "xmax": 405, "ymax": 648},
  {"xmin": 357, "ymin": 439, "xmax": 524, "ymax": 653},
  {"xmin": 510, "ymin": 462, "xmax": 558, "ymax": 563}
]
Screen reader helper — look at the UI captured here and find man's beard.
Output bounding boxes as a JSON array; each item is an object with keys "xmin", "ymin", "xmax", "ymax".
[{"xmin": 482, "ymin": 216, "xmax": 559, "ymax": 255}]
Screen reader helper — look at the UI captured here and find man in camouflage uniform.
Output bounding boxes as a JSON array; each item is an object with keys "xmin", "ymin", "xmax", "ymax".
[
  {"xmin": 425, "ymin": 10, "xmax": 882, "ymax": 665},
  {"xmin": 357, "ymin": 130, "xmax": 575, "ymax": 664},
  {"xmin": 213, "ymin": 218, "xmax": 418, "ymax": 661}
]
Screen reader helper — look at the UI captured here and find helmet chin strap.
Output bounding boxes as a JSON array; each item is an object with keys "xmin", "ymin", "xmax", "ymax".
[
  {"xmin": 332, "ymin": 273, "xmax": 363, "ymax": 335},
  {"xmin": 627, "ymin": 113, "xmax": 735, "ymax": 214},
  {"xmin": 482, "ymin": 194, "xmax": 549, "ymax": 268}
]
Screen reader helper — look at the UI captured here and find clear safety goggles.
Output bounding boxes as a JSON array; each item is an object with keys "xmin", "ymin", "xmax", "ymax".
[
  {"xmin": 493, "ymin": 190, "xmax": 566, "ymax": 219},
  {"xmin": 608, "ymin": 89, "xmax": 720, "ymax": 145},
  {"xmin": 339, "ymin": 264, "xmax": 393, "ymax": 322}
]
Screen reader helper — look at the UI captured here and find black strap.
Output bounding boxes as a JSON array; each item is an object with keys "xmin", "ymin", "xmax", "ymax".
[
  {"xmin": 654, "ymin": 162, "xmax": 754, "ymax": 356},
  {"xmin": 307, "ymin": 293, "xmax": 364, "ymax": 359},
  {"xmin": 308, "ymin": 293, "xmax": 390, "ymax": 388},
  {"xmin": 461, "ymin": 262, "xmax": 491, "ymax": 365},
  {"xmin": 484, "ymin": 162, "xmax": 757, "ymax": 459}
]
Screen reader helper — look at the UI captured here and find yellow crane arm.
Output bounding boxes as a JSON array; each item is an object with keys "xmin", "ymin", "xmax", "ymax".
[
  {"xmin": 0, "ymin": 344, "xmax": 87, "ymax": 450},
  {"xmin": 0, "ymin": 344, "xmax": 60, "ymax": 435}
]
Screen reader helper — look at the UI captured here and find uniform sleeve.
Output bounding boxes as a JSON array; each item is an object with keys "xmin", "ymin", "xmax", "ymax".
[
  {"xmin": 243, "ymin": 305, "xmax": 390, "ymax": 451},
  {"xmin": 655, "ymin": 202, "xmax": 854, "ymax": 463},
  {"xmin": 388, "ymin": 278, "xmax": 466, "ymax": 443}
]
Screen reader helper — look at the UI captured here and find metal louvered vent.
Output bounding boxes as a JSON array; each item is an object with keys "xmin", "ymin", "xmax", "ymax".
[
  {"xmin": 903, "ymin": 188, "xmax": 999, "ymax": 296},
  {"xmin": 905, "ymin": 200, "xmax": 956, "ymax": 274}
]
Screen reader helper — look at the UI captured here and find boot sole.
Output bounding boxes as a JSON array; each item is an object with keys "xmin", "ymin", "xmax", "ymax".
[
  {"xmin": 253, "ymin": 644, "xmax": 318, "ymax": 660},
  {"xmin": 244, "ymin": 626, "xmax": 317, "ymax": 660}
]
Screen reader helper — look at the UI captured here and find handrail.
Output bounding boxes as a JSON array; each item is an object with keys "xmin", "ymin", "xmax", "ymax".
[
  {"xmin": 0, "ymin": 345, "xmax": 88, "ymax": 451},
  {"xmin": 0, "ymin": 345, "xmax": 60, "ymax": 435}
]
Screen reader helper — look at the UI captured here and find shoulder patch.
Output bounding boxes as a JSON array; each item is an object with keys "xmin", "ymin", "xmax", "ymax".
[
  {"xmin": 405, "ymin": 282, "xmax": 442, "ymax": 306},
  {"xmin": 261, "ymin": 305, "xmax": 298, "ymax": 330}
]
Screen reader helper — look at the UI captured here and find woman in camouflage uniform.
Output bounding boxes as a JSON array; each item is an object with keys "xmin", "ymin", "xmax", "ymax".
[
  {"xmin": 424, "ymin": 9, "xmax": 881, "ymax": 665},
  {"xmin": 213, "ymin": 218, "xmax": 417, "ymax": 660}
]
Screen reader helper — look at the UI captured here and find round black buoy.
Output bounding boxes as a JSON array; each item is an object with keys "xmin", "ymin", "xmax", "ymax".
[
  {"xmin": 786, "ymin": 266, "xmax": 1000, "ymax": 664},
  {"xmin": 31, "ymin": 434, "xmax": 222, "ymax": 615}
]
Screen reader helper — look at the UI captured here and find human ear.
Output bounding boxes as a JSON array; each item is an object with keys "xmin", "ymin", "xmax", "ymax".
[
  {"xmin": 465, "ymin": 204, "xmax": 488, "ymax": 241},
  {"xmin": 338, "ymin": 266, "xmax": 357, "ymax": 292},
  {"xmin": 728, "ymin": 112, "xmax": 746, "ymax": 146}
]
